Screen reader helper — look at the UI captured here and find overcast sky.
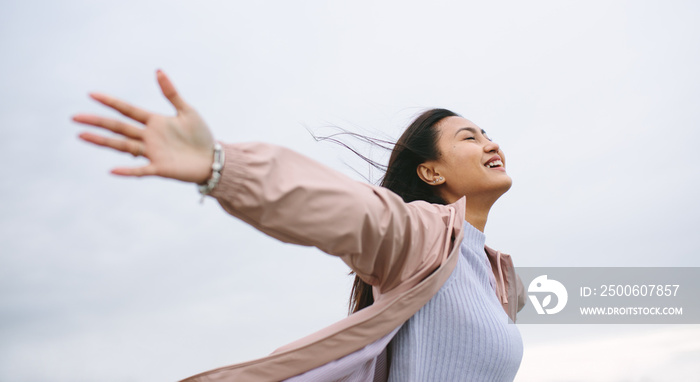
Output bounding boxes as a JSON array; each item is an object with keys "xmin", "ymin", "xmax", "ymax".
[{"xmin": 1, "ymin": 1, "xmax": 699, "ymax": 381}]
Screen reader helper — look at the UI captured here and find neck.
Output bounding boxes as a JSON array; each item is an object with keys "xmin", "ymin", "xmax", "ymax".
[
  {"xmin": 442, "ymin": 189, "xmax": 505, "ymax": 233},
  {"xmin": 464, "ymin": 205, "xmax": 490, "ymax": 232},
  {"xmin": 462, "ymin": 194, "xmax": 499, "ymax": 233}
]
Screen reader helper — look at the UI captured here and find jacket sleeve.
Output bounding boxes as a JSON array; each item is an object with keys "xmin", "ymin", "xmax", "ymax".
[{"xmin": 208, "ymin": 142, "xmax": 455, "ymax": 293}]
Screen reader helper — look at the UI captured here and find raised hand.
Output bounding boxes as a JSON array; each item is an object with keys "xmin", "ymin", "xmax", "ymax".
[{"xmin": 74, "ymin": 70, "xmax": 216, "ymax": 184}]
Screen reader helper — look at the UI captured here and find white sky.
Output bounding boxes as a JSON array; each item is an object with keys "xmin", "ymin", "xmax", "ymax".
[{"xmin": 1, "ymin": 1, "xmax": 699, "ymax": 381}]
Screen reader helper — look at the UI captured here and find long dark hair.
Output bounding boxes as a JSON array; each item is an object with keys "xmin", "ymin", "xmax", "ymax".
[{"xmin": 315, "ymin": 108, "xmax": 460, "ymax": 314}]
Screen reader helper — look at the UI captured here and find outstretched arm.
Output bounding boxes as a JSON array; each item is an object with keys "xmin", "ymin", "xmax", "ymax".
[
  {"xmin": 207, "ymin": 141, "xmax": 454, "ymax": 291},
  {"xmin": 75, "ymin": 71, "xmax": 458, "ymax": 294}
]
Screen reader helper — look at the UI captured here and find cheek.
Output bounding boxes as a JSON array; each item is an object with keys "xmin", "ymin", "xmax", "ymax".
[
  {"xmin": 448, "ymin": 158, "xmax": 484, "ymax": 183},
  {"xmin": 439, "ymin": 144, "xmax": 484, "ymax": 178}
]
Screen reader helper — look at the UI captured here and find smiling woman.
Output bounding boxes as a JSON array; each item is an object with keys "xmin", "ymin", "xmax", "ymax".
[
  {"xmin": 347, "ymin": 110, "xmax": 513, "ymax": 310},
  {"xmin": 75, "ymin": 70, "xmax": 526, "ymax": 381}
]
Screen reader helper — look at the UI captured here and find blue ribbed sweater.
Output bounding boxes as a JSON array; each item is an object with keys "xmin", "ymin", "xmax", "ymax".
[{"xmin": 388, "ymin": 221, "xmax": 523, "ymax": 381}]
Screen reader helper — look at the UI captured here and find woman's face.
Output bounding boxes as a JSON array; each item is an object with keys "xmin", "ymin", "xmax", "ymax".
[{"xmin": 419, "ymin": 116, "xmax": 512, "ymax": 204}]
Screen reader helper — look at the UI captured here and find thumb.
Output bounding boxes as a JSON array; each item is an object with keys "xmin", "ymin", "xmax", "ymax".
[{"xmin": 156, "ymin": 69, "xmax": 189, "ymax": 112}]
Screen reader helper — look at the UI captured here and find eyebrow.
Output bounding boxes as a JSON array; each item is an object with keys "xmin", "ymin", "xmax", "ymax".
[{"xmin": 454, "ymin": 127, "xmax": 487, "ymax": 137}]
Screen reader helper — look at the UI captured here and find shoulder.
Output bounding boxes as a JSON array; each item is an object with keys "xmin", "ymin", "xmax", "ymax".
[{"xmin": 367, "ymin": 196, "xmax": 466, "ymax": 293}]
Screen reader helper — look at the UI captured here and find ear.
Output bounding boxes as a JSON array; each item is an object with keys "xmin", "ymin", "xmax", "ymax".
[{"xmin": 417, "ymin": 162, "xmax": 441, "ymax": 185}]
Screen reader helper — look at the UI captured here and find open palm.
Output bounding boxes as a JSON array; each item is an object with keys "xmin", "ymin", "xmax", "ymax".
[{"xmin": 74, "ymin": 70, "xmax": 215, "ymax": 184}]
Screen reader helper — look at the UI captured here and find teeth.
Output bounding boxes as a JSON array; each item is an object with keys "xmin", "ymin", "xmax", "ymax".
[{"xmin": 486, "ymin": 160, "xmax": 503, "ymax": 168}]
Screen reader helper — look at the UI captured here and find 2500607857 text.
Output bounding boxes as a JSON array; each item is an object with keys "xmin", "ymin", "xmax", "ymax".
[{"xmin": 580, "ymin": 284, "xmax": 680, "ymax": 297}]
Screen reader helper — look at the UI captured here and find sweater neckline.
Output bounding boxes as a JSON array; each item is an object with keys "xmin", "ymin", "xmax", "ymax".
[{"xmin": 461, "ymin": 219, "xmax": 487, "ymax": 254}]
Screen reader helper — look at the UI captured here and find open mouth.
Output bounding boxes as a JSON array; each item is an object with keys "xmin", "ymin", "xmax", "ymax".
[{"xmin": 485, "ymin": 159, "xmax": 503, "ymax": 169}]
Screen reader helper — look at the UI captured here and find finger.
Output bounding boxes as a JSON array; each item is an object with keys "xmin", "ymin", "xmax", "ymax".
[
  {"xmin": 156, "ymin": 69, "xmax": 189, "ymax": 112},
  {"xmin": 72, "ymin": 114, "xmax": 144, "ymax": 140},
  {"xmin": 89, "ymin": 92, "xmax": 151, "ymax": 124},
  {"xmin": 78, "ymin": 132, "xmax": 144, "ymax": 157},
  {"xmin": 111, "ymin": 164, "xmax": 158, "ymax": 177}
]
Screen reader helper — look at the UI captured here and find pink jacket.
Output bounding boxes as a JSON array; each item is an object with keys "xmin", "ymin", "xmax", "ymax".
[{"xmin": 180, "ymin": 142, "xmax": 526, "ymax": 381}]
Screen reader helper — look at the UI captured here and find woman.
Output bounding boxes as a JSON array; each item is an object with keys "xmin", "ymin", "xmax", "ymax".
[{"xmin": 75, "ymin": 70, "xmax": 526, "ymax": 381}]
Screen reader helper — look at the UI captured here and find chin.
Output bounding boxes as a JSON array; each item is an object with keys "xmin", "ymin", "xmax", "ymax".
[{"xmin": 492, "ymin": 176, "xmax": 513, "ymax": 198}]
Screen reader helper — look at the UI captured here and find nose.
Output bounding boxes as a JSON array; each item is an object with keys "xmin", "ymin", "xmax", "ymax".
[{"xmin": 484, "ymin": 139, "xmax": 500, "ymax": 153}]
